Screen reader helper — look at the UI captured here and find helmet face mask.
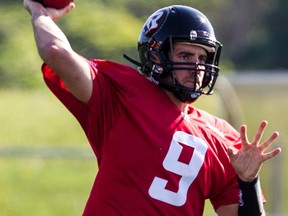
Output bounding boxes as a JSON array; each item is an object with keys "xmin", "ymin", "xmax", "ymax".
[{"xmin": 136, "ymin": 5, "xmax": 222, "ymax": 103}]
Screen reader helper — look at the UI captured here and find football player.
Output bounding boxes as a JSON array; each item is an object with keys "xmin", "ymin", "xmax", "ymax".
[{"xmin": 24, "ymin": 1, "xmax": 281, "ymax": 215}]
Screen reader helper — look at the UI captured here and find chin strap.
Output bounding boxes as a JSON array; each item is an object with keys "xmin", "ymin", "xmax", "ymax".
[
  {"xmin": 123, "ymin": 54, "xmax": 153, "ymax": 76},
  {"xmin": 123, "ymin": 54, "xmax": 142, "ymax": 67}
]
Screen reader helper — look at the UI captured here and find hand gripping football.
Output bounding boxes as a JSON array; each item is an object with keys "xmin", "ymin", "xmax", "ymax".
[{"xmin": 34, "ymin": 0, "xmax": 74, "ymax": 9}]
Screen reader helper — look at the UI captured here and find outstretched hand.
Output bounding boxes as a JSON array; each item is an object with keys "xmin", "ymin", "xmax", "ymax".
[
  {"xmin": 23, "ymin": 0, "xmax": 75, "ymax": 21},
  {"xmin": 227, "ymin": 121, "xmax": 281, "ymax": 182}
]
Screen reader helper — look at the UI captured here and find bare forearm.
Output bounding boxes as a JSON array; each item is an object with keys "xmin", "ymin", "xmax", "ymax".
[
  {"xmin": 24, "ymin": 0, "xmax": 92, "ymax": 103},
  {"xmin": 31, "ymin": 10, "xmax": 71, "ymax": 64}
]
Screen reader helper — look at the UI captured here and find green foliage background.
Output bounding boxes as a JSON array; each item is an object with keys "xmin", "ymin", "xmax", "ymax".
[
  {"xmin": 1, "ymin": 0, "xmax": 288, "ymax": 88},
  {"xmin": 0, "ymin": 0, "xmax": 287, "ymax": 215}
]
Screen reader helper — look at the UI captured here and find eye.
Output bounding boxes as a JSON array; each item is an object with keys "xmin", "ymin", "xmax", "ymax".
[
  {"xmin": 179, "ymin": 54, "xmax": 190, "ymax": 60},
  {"xmin": 199, "ymin": 55, "xmax": 207, "ymax": 64}
]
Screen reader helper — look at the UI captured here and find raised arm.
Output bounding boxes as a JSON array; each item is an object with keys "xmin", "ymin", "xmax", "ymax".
[{"xmin": 23, "ymin": 0, "xmax": 92, "ymax": 103}]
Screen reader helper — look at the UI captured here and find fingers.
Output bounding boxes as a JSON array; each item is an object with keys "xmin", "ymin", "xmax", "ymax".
[
  {"xmin": 232, "ymin": 121, "xmax": 282, "ymax": 182},
  {"xmin": 240, "ymin": 124, "xmax": 249, "ymax": 148},
  {"xmin": 64, "ymin": 2, "xmax": 76, "ymax": 11},
  {"xmin": 48, "ymin": 3, "xmax": 75, "ymax": 20},
  {"xmin": 259, "ymin": 131, "xmax": 280, "ymax": 151},
  {"xmin": 240, "ymin": 120, "xmax": 275, "ymax": 147},
  {"xmin": 239, "ymin": 120, "xmax": 281, "ymax": 155},
  {"xmin": 24, "ymin": 0, "xmax": 75, "ymax": 20},
  {"xmin": 262, "ymin": 147, "xmax": 282, "ymax": 161},
  {"xmin": 24, "ymin": 0, "xmax": 43, "ymax": 13},
  {"xmin": 252, "ymin": 120, "xmax": 268, "ymax": 145}
]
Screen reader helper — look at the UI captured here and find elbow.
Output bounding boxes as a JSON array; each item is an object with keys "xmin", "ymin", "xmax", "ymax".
[{"xmin": 38, "ymin": 41, "xmax": 68, "ymax": 65}]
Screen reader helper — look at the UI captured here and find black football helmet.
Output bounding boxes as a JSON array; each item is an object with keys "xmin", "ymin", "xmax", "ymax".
[{"xmin": 124, "ymin": 5, "xmax": 222, "ymax": 102}]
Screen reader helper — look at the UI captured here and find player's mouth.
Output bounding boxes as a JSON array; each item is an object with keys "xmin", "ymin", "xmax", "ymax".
[{"xmin": 183, "ymin": 75, "xmax": 201, "ymax": 89}]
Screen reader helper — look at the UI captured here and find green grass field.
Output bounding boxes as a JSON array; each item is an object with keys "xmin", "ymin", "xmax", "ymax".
[{"xmin": 0, "ymin": 78, "xmax": 287, "ymax": 215}]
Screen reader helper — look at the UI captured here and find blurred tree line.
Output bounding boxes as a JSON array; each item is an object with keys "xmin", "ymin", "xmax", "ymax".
[{"xmin": 0, "ymin": 0, "xmax": 287, "ymax": 89}]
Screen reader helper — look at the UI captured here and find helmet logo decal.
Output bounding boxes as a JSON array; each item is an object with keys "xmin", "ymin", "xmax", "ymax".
[
  {"xmin": 144, "ymin": 10, "xmax": 167, "ymax": 37},
  {"xmin": 190, "ymin": 30, "xmax": 211, "ymax": 41},
  {"xmin": 190, "ymin": 30, "xmax": 197, "ymax": 41}
]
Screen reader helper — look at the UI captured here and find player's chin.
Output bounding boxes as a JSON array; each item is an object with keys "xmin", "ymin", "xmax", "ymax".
[
  {"xmin": 182, "ymin": 81, "xmax": 195, "ymax": 88},
  {"xmin": 183, "ymin": 80, "xmax": 201, "ymax": 89}
]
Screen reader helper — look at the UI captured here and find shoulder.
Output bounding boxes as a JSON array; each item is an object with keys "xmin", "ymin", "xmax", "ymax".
[
  {"xmin": 190, "ymin": 106, "xmax": 240, "ymax": 145},
  {"xmin": 89, "ymin": 59, "xmax": 156, "ymax": 91},
  {"xmin": 89, "ymin": 59, "xmax": 139, "ymax": 77},
  {"xmin": 189, "ymin": 106, "xmax": 223, "ymax": 127}
]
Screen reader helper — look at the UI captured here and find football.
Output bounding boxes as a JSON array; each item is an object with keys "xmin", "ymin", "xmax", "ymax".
[{"xmin": 34, "ymin": 0, "xmax": 74, "ymax": 9}]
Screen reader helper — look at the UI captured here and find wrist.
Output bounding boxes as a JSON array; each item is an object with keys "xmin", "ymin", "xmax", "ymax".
[
  {"xmin": 238, "ymin": 176, "xmax": 259, "ymax": 188},
  {"xmin": 237, "ymin": 174, "xmax": 259, "ymax": 183}
]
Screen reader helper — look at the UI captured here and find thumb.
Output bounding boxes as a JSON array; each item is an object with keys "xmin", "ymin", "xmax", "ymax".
[
  {"xmin": 48, "ymin": 3, "xmax": 75, "ymax": 20},
  {"xmin": 227, "ymin": 147, "xmax": 237, "ymax": 161},
  {"xmin": 63, "ymin": 2, "xmax": 76, "ymax": 12}
]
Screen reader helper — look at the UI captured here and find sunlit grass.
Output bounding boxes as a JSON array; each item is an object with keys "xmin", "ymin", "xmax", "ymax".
[
  {"xmin": 0, "ymin": 89, "xmax": 87, "ymax": 147},
  {"xmin": 0, "ymin": 158, "xmax": 96, "ymax": 216}
]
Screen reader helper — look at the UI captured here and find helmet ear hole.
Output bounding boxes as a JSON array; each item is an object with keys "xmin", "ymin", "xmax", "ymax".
[{"xmin": 148, "ymin": 50, "xmax": 160, "ymax": 64}]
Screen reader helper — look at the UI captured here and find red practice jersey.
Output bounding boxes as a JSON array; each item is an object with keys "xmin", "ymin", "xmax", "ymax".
[{"xmin": 42, "ymin": 59, "xmax": 241, "ymax": 216}]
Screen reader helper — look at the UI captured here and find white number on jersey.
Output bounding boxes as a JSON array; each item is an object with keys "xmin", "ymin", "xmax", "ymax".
[{"xmin": 148, "ymin": 131, "xmax": 208, "ymax": 206}]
